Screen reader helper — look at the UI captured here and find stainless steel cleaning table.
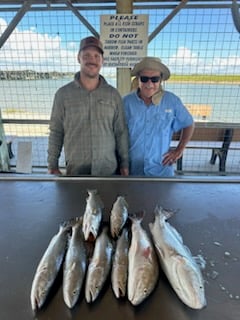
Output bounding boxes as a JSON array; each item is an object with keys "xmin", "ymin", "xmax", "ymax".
[{"xmin": 0, "ymin": 176, "xmax": 239, "ymax": 320}]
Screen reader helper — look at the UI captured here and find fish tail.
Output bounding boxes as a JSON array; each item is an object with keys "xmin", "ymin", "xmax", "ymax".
[
  {"xmin": 128, "ymin": 210, "xmax": 145, "ymax": 223},
  {"xmin": 70, "ymin": 216, "xmax": 83, "ymax": 228},
  {"xmin": 154, "ymin": 205, "xmax": 177, "ymax": 220},
  {"xmin": 60, "ymin": 220, "xmax": 73, "ymax": 232},
  {"xmin": 87, "ymin": 189, "xmax": 98, "ymax": 195}
]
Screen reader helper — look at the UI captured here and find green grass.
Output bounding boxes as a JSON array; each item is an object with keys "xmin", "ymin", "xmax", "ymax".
[{"xmin": 169, "ymin": 74, "xmax": 240, "ymax": 83}]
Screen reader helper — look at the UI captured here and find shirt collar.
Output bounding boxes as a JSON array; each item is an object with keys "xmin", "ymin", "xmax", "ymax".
[
  {"xmin": 74, "ymin": 71, "xmax": 107, "ymax": 88},
  {"xmin": 136, "ymin": 87, "xmax": 164, "ymax": 106}
]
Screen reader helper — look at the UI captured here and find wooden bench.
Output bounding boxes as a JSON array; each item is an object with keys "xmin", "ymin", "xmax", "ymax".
[
  {"xmin": 173, "ymin": 124, "xmax": 240, "ymax": 173},
  {"xmin": 186, "ymin": 104, "xmax": 212, "ymax": 120}
]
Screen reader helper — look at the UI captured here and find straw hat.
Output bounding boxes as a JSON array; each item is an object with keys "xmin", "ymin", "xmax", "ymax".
[{"xmin": 131, "ymin": 57, "xmax": 170, "ymax": 81}]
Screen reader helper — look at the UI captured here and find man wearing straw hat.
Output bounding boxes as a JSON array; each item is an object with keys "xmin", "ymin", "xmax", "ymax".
[{"xmin": 123, "ymin": 57, "xmax": 194, "ymax": 177}]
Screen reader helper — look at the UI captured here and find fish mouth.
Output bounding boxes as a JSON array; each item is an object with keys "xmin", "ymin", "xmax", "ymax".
[
  {"xmin": 31, "ymin": 288, "xmax": 47, "ymax": 311},
  {"xmin": 174, "ymin": 262, "xmax": 206, "ymax": 309},
  {"xmin": 130, "ymin": 295, "xmax": 143, "ymax": 306},
  {"xmin": 87, "ymin": 232, "xmax": 96, "ymax": 242},
  {"xmin": 86, "ymin": 287, "xmax": 98, "ymax": 303},
  {"xmin": 31, "ymin": 295, "xmax": 44, "ymax": 311},
  {"xmin": 114, "ymin": 286, "xmax": 125, "ymax": 298},
  {"xmin": 31, "ymin": 297, "xmax": 39, "ymax": 311},
  {"xmin": 63, "ymin": 292, "xmax": 79, "ymax": 309},
  {"xmin": 64, "ymin": 296, "xmax": 74, "ymax": 309},
  {"xmin": 128, "ymin": 288, "xmax": 145, "ymax": 306}
]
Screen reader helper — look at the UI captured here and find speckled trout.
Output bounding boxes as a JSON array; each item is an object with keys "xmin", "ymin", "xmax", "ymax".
[
  {"xmin": 128, "ymin": 213, "xmax": 159, "ymax": 306},
  {"xmin": 111, "ymin": 228, "xmax": 129, "ymax": 298},
  {"xmin": 30, "ymin": 221, "xmax": 70, "ymax": 311},
  {"xmin": 82, "ymin": 189, "xmax": 104, "ymax": 241},
  {"xmin": 110, "ymin": 196, "xmax": 128, "ymax": 238},
  {"xmin": 149, "ymin": 206, "xmax": 206, "ymax": 309},
  {"xmin": 63, "ymin": 217, "xmax": 87, "ymax": 308},
  {"xmin": 85, "ymin": 227, "xmax": 113, "ymax": 303}
]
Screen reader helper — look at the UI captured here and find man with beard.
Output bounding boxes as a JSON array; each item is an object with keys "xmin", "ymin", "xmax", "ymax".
[{"xmin": 48, "ymin": 36, "xmax": 129, "ymax": 176}]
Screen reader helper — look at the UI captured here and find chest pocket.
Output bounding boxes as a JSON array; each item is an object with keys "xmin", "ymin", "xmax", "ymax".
[
  {"xmin": 94, "ymin": 99, "xmax": 115, "ymax": 121},
  {"xmin": 154, "ymin": 109, "xmax": 175, "ymax": 130}
]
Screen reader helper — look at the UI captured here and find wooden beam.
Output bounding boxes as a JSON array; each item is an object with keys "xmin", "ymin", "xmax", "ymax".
[{"xmin": 116, "ymin": 0, "xmax": 133, "ymax": 96}]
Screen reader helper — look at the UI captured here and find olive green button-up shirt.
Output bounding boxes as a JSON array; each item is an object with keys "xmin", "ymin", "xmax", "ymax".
[{"xmin": 48, "ymin": 72, "xmax": 129, "ymax": 176}]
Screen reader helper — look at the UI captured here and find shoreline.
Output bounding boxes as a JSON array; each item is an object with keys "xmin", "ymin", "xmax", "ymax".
[
  {"xmin": 168, "ymin": 80, "xmax": 240, "ymax": 85},
  {"xmin": 1, "ymin": 78, "xmax": 240, "ymax": 85}
]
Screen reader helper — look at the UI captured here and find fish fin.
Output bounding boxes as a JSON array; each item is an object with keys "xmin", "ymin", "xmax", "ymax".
[
  {"xmin": 67, "ymin": 216, "xmax": 83, "ymax": 228},
  {"xmin": 155, "ymin": 244, "xmax": 166, "ymax": 259},
  {"xmin": 168, "ymin": 247, "xmax": 181, "ymax": 258},
  {"xmin": 154, "ymin": 205, "xmax": 178, "ymax": 221},
  {"xmin": 60, "ymin": 220, "xmax": 72, "ymax": 233},
  {"xmin": 194, "ymin": 255, "xmax": 206, "ymax": 269},
  {"xmin": 170, "ymin": 226, "xmax": 184, "ymax": 244},
  {"xmin": 129, "ymin": 210, "xmax": 145, "ymax": 223},
  {"xmin": 87, "ymin": 189, "xmax": 98, "ymax": 195}
]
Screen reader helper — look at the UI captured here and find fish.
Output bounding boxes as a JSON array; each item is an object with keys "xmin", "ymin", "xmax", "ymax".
[
  {"xmin": 128, "ymin": 213, "xmax": 159, "ymax": 306},
  {"xmin": 111, "ymin": 228, "xmax": 129, "ymax": 298},
  {"xmin": 85, "ymin": 227, "xmax": 113, "ymax": 303},
  {"xmin": 62, "ymin": 217, "xmax": 87, "ymax": 308},
  {"xmin": 30, "ymin": 221, "xmax": 70, "ymax": 311},
  {"xmin": 82, "ymin": 189, "xmax": 104, "ymax": 242},
  {"xmin": 110, "ymin": 196, "xmax": 129, "ymax": 238},
  {"xmin": 149, "ymin": 205, "xmax": 206, "ymax": 310}
]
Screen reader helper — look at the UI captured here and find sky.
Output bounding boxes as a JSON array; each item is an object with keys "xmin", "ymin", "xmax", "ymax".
[{"xmin": 0, "ymin": 6, "xmax": 240, "ymax": 74}]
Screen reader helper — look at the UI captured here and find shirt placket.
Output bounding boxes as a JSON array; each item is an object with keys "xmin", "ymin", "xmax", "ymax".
[
  {"xmin": 89, "ymin": 92, "xmax": 95, "ymax": 173},
  {"xmin": 144, "ymin": 106, "xmax": 152, "ymax": 169}
]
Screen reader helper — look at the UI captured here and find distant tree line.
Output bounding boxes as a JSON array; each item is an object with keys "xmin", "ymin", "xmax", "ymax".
[{"xmin": 0, "ymin": 70, "xmax": 74, "ymax": 80}]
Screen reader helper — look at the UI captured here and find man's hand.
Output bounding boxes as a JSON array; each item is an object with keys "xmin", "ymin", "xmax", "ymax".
[
  {"xmin": 162, "ymin": 149, "xmax": 183, "ymax": 166},
  {"xmin": 48, "ymin": 168, "xmax": 62, "ymax": 175},
  {"xmin": 120, "ymin": 167, "xmax": 129, "ymax": 176}
]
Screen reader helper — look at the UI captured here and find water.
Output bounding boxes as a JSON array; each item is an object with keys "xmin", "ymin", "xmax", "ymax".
[
  {"xmin": 165, "ymin": 83, "xmax": 240, "ymax": 123},
  {"xmin": 0, "ymin": 79, "xmax": 240, "ymax": 122}
]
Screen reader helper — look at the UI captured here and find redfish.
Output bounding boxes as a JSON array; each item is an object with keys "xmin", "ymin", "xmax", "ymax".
[
  {"xmin": 128, "ymin": 213, "xmax": 159, "ymax": 306},
  {"xmin": 149, "ymin": 206, "xmax": 206, "ymax": 309}
]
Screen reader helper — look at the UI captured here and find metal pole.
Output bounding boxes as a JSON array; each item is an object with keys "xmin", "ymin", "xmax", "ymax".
[{"xmin": 0, "ymin": 0, "xmax": 33, "ymax": 49}]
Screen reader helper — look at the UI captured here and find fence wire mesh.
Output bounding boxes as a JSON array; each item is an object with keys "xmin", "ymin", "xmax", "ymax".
[{"xmin": 0, "ymin": 3, "xmax": 239, "ymax": 174}]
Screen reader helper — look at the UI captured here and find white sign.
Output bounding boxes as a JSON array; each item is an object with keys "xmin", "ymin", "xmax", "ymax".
[{"xmin": 100, "ymin": 14, "xmax": 148, "ymax": 68}]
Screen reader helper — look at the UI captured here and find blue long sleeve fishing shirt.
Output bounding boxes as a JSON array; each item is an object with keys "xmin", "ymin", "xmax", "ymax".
[{"xmin": 123, "ymin": 90, "xmax": 193, "ymax": 177}]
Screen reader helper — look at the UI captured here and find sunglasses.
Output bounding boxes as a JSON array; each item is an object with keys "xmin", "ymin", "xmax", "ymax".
[{"xmin": 140, "ymin": 76, "xmax": 161, "ymax": 83}]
